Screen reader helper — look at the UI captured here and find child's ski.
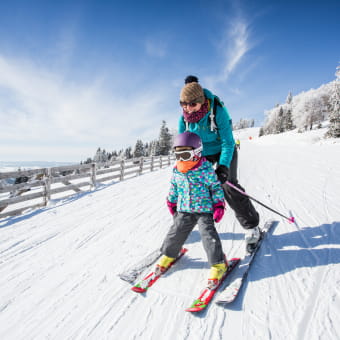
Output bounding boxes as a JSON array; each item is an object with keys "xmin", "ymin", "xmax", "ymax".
[
  {"xmin": 215, "ymin": 220, "xmax": 277, "ymax": 305},
  {"xmin": 118, "ymin": 249, "xmax": 162, "ymax": 284},
  {"xmin": 185, "ymin": 258, "xmax": 240, "ymax": 312},
  {"xmin": 131, "ymin": 248, "xmax": 188, "ymax": 293}
]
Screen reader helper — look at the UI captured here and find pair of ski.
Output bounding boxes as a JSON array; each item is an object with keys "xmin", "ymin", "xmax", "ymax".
[{"xmin": 119, "ymin": 220, "xmax": 276, "ymax": 312}]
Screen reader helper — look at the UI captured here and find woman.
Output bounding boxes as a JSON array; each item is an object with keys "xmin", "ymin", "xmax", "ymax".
[{"xmin": 178, "ymin": 75, "xmax": 260, "ymax": 245}]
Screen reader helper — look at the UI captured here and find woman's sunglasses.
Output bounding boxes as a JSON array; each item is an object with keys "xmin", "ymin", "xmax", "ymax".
[{"xmin": 180, "ymin": 101, "xmax": 199, "ymax": 108}]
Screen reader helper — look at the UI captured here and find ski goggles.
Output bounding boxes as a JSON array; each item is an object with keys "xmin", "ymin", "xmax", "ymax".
[{"xmin": 174, "ymin": 147, "xmax": 202, "ymax": 161}]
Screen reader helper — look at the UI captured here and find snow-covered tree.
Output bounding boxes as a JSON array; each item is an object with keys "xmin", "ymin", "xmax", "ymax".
[
  {"xmin": 275, "ymin": 107, "xmax": 285, "ymax": 133},
  {"xmin": 93, "ymin": 148, "xmax": 108, "ymax": 163},
  {"xmin": 158, "ymin": 120, "xmax": 172, "ymax": 155},
  {"xmin": 326, "ymin": 64, "xmax": 340, "ymax": 138},
  {"xmin": 283, "ymin": 108, "xmax": 295, "ymax": 131},
  {"xmin": 261, "ymin": 79, "xmax": 332, "ymax": 136},
  {"xmin": 124, "ymin": 147, "xmax": 132, "ymax": 159},
  {"xmin": 133, "ymin": 139, "xmax": 145, "ymax": 158},
  {"xmin": 233, "ymin": 118, "xmax": 255, "ymax": 130},
  {"xmin": 286, "ymin": 92, "xmax": 293, "ymax": 104},
  {"xmin": 150, "ymin": 140, "xmax": 161, "ymax": 156}
]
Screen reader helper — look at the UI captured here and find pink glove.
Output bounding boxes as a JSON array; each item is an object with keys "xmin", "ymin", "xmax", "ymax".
[
  {"xmin": 213, "ymin": 202, "xmax": 225, "ymax": 223},
  {"xmin": 166, "ymin": 200, "xmax": 177, "ymax": 216}
]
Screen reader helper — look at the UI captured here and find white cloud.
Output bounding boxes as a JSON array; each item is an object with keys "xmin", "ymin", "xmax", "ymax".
[
  {"xmin": 205, "ymin": 15, "xmax": 253, "ymax": 90},
  {"xmin": 0, "ymin": 55, "xmax": 173, "ymax": 161},
  {"xmin": 222, "ymin": 18, "xmax": 250, "ymax": 78}
]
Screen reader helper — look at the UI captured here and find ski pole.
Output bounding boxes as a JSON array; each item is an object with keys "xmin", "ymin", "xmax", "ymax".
[{"xmin": 225, "ymin": 181, "xmax": 295, "ymax": 223}]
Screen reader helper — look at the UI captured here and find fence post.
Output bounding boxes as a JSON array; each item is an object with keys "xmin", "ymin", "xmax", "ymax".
[
  {"xmin": 91, "ymin": 163, "xmax": 97, "ymax": 189},
  {"xmin": 150, "ymin": 156, "xmax": 154, "ymax": 172},
  {"xmin": 160, "ymin": 156, "xmax": 163, "ymax": 169},
  {"xmin": 139, "ymin": 157, "xmax": 144, "ymax": 175},
  {"xmin": 43, "ymin": 168, "xmax": 51, "ymax": 205},
  {"xmin": 120, "ymin": 159, "xmax": 125, "ymax": 181}
]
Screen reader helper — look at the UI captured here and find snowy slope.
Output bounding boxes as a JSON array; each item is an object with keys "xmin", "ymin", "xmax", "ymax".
[{"xmin": 0, "ymin": 128, "xmax": 340, "ymax": 340}]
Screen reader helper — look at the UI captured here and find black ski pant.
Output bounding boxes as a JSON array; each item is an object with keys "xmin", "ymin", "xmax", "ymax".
[
  {"xmin": 160, "ymin": 212, "xmax": 225, "ymax": 266},
  {"xmin": 206, "ymin": 147, "xmax": 259, "ymax": 230}
]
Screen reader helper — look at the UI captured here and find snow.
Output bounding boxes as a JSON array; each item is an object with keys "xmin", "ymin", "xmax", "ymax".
[{"xmin": 1, "ymin": 127, "xmax": 340, "ymax": 340}]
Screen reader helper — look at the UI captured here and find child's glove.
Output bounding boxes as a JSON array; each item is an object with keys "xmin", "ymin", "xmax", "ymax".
[
  {"xmin": 166, "ymin": 200, "xmax": 177, "ymax": 216},
  {"xmin": 213, "ymin": 202, "xmax": 225, "ymax": 223}
]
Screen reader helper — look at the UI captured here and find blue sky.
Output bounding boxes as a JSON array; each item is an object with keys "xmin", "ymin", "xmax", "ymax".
[{"xmin": 0, "ymin": 0, "xmax": 339, "ymax": 162}]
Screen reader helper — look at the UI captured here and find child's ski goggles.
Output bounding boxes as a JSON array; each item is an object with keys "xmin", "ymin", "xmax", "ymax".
[{"xmin": 174, "ymin": 147, "xmax": 202, "ymax": 161}]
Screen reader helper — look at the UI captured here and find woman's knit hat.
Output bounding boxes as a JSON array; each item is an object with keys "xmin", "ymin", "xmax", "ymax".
[{"xmin": 180, "ymin": 75, "xmax": 205, "ymax": 104}]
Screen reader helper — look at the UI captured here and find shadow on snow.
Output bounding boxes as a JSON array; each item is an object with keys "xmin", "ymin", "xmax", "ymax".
[{"xmin": 226, "ymin": 221, "xmax": 340, "ymax": 310}]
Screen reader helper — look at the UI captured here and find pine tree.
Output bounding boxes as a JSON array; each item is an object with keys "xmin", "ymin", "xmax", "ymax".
[
  {"xmin": 124, "ymin": 147, "xmax": 132, "ymax": 159},
  {"xmin": 158, "ymin": 120, "xmax": 172, "ymax": 155},
  {"xmin": 286, "ymin": 92, "xmax": 293, "ymax": 104},
  {"xmin": 150, "ymin": 140, "xmax": 161, "ymax": 156},
  {"xmin": 284, "ymin": 109, "xmax": 295, "ymax": 131},
  {"xmin": 133, "ymin": 139, "xmax": 145, "ymax": 158},
  {"xmin": 275, "ymin": 107, "xmax": 285, "ymax": 133}
]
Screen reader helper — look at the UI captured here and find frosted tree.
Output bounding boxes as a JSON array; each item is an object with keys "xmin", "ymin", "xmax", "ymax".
[
  {"xmin": 133, "ymin": 139, "xmax": 145, "ymax": 158},
  {"xmin": 326, "ymin": 64, "xmax": 340, "ymax": 138},
  {"xmin": 275, "ymin": 107, "xmax": 285, "ymax": 133},
  {"xmin": 93, "ymin": 148, "xmax": 108, "ymax": 163},
  {"xmin": 284, "ymin": 108, "xmax": 295, "ymax": 131},
  {"xmin": 144, "ymin": 142, "xmax": 150, "ymax": 156},
  {"xmin": 286, "ymin": 92, "xmax": 293, "ymax": 104},
  {"xmin": 124, "ymin": 147, "xmax": 132, "ymax": 159},
  {"xmin": 158, "ymin": 120, "xmax": 172, "ymax": 155},
  {"xmin": 150, "ymin": 140, "xmax": 161, "ymax": 156}
]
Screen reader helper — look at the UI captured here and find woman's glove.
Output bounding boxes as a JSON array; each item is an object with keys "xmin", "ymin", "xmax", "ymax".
[
  {"xmin": 215, "ymin": 165, "xmax": 229, "ymax": 184},
  {"xmin": 166, "ymin": 200, "xmax": 177, "ymax": 216},
  {"xmin": 213, "ymin": 201, "xmax": 225, "ymax": 223}
]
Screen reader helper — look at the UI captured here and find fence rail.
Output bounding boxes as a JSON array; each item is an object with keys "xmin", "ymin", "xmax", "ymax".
[{"xmin": 0, "ymin": 155, "xmax": 174, "ymax": 219}]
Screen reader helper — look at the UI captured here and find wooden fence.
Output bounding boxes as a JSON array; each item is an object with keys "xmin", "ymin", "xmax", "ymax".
[{"xmin": 0, "ymin": 155, "xmax": 174, "ymax": 219}]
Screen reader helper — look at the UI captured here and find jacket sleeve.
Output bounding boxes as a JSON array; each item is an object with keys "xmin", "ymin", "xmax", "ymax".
[
  {"xmin": 167, "ymin": 174, "xmax": 178, "ymax": 204},
  {"xmin": 215, "ymin": 104, "xmax": 235, "ymax": 168},
  {"xmin": 178, "ymin": 116, "xmax": 186, "ymax": 133},
  {"xmin": 207, "ymin": 164, "xmax": 225, "ymax": 205}
]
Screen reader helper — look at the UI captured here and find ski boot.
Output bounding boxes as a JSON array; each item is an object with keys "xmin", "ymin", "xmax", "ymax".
[
  {"xmin": 245, "ymin": 226, "xmax": 261, "ymax": 253},
  {"xmin": 207, "ymin": 262, "xmax": 228, "ymax": 290},
  {"xmin": 154, "ymin": 255, "xmax": 176, "ymax": 276}
]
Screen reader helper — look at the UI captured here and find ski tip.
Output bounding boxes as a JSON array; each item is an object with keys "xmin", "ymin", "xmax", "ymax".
[
  {"xmin": 131, "ymin": 286, "xmax": 147, "ymax": 293},
  {"xmin": 185, "ymin": 307, "xmax": 204, "ymax": 312},
  {"xmin": 230, "ymin": 257, "xmax": 241, "ymax": 262}
]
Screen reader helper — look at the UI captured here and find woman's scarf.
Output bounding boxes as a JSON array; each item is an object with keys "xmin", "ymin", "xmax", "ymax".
[{"xmin": 183, "ymin": 99, "xmax": 209, "ymax": 123}]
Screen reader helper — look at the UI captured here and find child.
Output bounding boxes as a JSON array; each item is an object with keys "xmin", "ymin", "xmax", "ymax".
[{"xmin": 156, "ymin": 131, "xmax": 228, "ymax": 289}]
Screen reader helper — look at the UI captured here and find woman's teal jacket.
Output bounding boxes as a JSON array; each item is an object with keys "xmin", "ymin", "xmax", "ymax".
[{"xmin": 178, "ymin": 88, "xmax": 235, "ymax": 168}]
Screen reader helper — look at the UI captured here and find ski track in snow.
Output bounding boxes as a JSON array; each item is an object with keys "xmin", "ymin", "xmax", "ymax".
[{"xmin": 0, "ymin": 128, "xmax": 340, "ymax": 340}]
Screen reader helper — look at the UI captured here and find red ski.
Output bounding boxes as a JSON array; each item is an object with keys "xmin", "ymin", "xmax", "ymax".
[
  {"xmin": 185, "ymin": 258, "xmax": 240, "ymax": 312},
  {"xmin": 131, "ymin": 248, "xmax": 188, "ymax": 293}
]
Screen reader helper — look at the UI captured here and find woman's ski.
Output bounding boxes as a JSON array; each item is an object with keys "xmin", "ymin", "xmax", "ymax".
[{"xmin": 215, "ymin": 220, "xmax": 277, "ymax": 305}]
